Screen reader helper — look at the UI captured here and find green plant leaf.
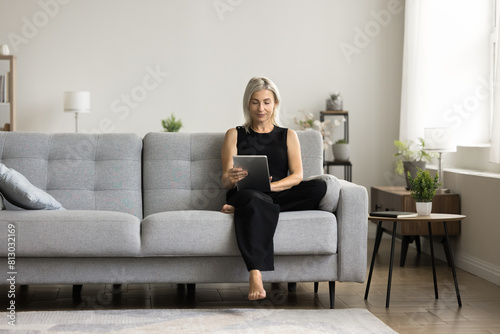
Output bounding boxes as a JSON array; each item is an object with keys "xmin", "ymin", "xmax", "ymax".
[
  {"xmin": 407, "ymin": 168, "xmax": 442, "ymax": 202},
  {"xmin": 161, "ymin": 113, "xmax": 183, "ymax": 132},
  {"xmin": 393, "ymin": 138, "xmax": 438, "ymax": 174}
]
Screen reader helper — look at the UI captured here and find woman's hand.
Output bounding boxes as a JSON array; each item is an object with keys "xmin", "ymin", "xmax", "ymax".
[{"xmin": 228, "ymin": 167, "xmax": 248, "ymax": 186}]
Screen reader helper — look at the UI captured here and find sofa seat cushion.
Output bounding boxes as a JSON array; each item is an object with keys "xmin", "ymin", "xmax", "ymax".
[
  {"xmin": 141, "ymin": 210, "xmax": 337, "ymax": 256},
  {"xmin": 0, "ymin": 210, "xmax": 141, "ymax": 257}
]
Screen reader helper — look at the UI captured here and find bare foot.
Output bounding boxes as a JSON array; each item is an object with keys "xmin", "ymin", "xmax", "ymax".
[
  {"xmin": 248, "ymin": 270, "xmax": 266, "ymax": 300},
  {"xmin": 221, "ymin": 204, "xmax": 235, "ymax": 214}
]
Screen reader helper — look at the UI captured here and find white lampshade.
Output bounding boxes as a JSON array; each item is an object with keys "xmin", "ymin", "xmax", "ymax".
[
  {"xmin": 424, "ymin": 127, "xmax": 456, "ymax": 152},
  {"xmin": 64, "ymin": 91, "xmax": 90, "ymax": 114},
  {"xmin": 424, "ymin": 127, "xmax": 456, "ymax": 192}
]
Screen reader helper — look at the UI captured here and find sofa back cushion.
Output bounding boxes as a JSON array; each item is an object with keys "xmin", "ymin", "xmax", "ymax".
[
  {"xmin": 0, "ymin": 133, "xmax": 143, "ymax": 218},
  {"xmin": 142, "ymin": 130, "xmax": 323, "ymax": 216}
]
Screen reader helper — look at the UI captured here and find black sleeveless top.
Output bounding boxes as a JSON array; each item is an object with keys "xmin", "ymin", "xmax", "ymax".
[{"xmin": 236, "ymin": 126, "xmax": 288, "ymax": 182}]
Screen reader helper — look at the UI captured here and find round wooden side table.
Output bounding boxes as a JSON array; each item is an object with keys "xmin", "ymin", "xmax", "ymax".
[{"xmin": 364, "ymin": 213, "xmax": 465, "ymax": 308}]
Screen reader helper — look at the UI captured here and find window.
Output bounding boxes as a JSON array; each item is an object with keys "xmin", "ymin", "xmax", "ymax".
[{"xmin": 400, "ymin": 0, "xmax": 494, "ymax": 147}]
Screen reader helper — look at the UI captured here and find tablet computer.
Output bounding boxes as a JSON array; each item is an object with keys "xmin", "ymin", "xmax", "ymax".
[{"xmin": 233, "ymin": 155, "xmax": 271, "ymax": 192}]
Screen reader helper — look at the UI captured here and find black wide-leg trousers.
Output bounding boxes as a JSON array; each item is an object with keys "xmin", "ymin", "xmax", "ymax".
[{"xmin": 226, "ymin": 179, "xmax": 327, "ymax": 272}]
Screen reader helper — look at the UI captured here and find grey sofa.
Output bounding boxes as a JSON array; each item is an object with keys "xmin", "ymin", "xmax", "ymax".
[{"xmin": 0, "ymin": 131, "xmax": 368, "ymax": 308}]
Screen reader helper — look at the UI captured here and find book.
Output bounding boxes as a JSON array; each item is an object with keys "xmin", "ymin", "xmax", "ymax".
[
  {"xmin": 4, "ymin": 72, "xmax": 9, "ymax": 103},
  {"xmin": 370, "ymin": 211, "xmax": 418, "ymax": 218},
  {"xmin": 0, "ymin": 75, "xmax": 4, "ymax": 103}
]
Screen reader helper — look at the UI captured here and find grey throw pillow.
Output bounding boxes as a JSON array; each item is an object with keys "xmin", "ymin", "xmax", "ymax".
[
  {"xmin": 0, "ymin": 163, "xmax": 64, "ymax": 210},
  {"xmin": 306, "ymin": 174, "xmax": 341, "ymax": 212}
]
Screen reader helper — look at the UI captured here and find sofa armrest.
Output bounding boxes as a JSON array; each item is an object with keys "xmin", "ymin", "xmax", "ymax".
[{"xmin": 336, "ymin": 179, "xmax": 368, "ymax": 283}]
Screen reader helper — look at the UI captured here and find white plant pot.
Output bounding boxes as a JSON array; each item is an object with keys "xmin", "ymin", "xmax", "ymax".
[
  {"xmin": 416, "ymin": 202, "xmax": 432, "ymax": 216},
  {"xmin": 332, "ymin": 143, "xmax": 350, "ymax": 162}
]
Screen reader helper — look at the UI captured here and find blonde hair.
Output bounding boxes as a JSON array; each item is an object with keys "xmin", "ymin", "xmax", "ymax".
[{"xmin": 242, "ymin": 77, "xmax": 281, "ymax": 132}]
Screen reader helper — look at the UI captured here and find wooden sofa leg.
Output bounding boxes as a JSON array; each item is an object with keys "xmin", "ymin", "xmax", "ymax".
[
  {"xmin": 186, "ymin": 284, "xmax": 196, "ymax": 292},
  {"xmin": 329, "ymin": 281, "xmax": 336, "ymax": 309},
  {"xmin": 287, "ymin": 282, "xmax": 297, "ymax": 291},
  {"xmin": 314, "ymin": 282, "xmax": 319, "ymax": 293},
  {"xmin": 72, "ymin": 284, "xmax": 83, "ymax": 298}
]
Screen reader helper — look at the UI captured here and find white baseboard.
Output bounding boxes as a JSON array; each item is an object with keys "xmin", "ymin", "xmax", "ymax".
[{"xmin": 419, "ymin": 239, "xmax": 500, "ymax": 286}]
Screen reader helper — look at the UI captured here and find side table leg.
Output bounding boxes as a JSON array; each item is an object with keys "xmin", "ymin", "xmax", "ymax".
[
  {"xmin": 400, "ymin": 236, "xmax": 410, "ymax": 267},
  {"xmin": 428, "ymin": 221, "xmax": 439, "ymax": 299},
  {"xmin": 442, "ymin": 237, "xmax": 452, "ymax": 267},
  {"xmin": 364, "ymin": 222, "xmax": 383, "ymax": 300},
  {"xmin": 415, "ymin": 236, "xmax": 421, "ymax": 253},
  {"xmin": 386, "ymin": 221, "xmax": 397, "ymax": 308},
  {"xmin": 443, "ymin": 221, "xmax": 462, "ymax": 307}
]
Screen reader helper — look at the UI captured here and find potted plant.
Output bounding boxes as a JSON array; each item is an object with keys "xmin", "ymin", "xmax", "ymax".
[
  {"xmin": 326, "ymin": 92, "xmax": 343, "ymax": 111},
  {"xmin": 332, "ymin": 139, "xmax": 349, "ymax": 162},
  {"xmin": 394, "ymin": 138, "xmax": 436, "ymax": 189},
  {"xmin": 295, "ymin": 110, "xmax": 315, "ymax": 130},
  {"xmin": 407, "ymin": 168, "xmax": 441, "ymax": 216},
  {"xmin": 294, "ymin": 109, "xmax": 344, "ymax": 151},
  {"xmin": 161, "ymin": 113, "xmax": 183, "ymax": 132}
]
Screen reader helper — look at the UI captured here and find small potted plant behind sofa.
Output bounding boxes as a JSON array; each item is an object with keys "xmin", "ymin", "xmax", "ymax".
[
  {"xmin": 161, "ymin": 113, "xmax": 183, "ymax": 132},
  {"xmin": 407, "ymin": 167, "xmax": 441, "ymax": 216},
  {"xmin": 394, "ymin": 138, "xmax": 436, "ymax": 189}
]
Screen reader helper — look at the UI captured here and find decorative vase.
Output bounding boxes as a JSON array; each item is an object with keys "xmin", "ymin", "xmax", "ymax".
[
  {"xmin": 0, "ymin": 44, "xmax": 10, "ymax": 56},
  {"xmin": 403, "ymin": 161, "xmax": 426, "ymax": 190},
  {"xmin": 326, "ymin": 97, "xmax": 343, "ymax": 111},
  {"xmin": 416, "ymin": 202, "xmax": 432, "ymax": 216},
  {"xmin": 332, "ymin": 143, "xmax": 349, "ymax": 162}
]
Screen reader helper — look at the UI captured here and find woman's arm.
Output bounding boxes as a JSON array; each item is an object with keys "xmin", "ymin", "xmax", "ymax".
[
  {"xmin": 221, "ymin": 128, "xmax": 248, "ymax": 189},
  {"xmin": 270, "ymin": 129, "xmax": 303, "ymax": 192}
]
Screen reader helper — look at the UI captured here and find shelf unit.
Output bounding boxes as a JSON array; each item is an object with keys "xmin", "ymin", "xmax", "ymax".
[
  {"xmin": 0, "ymin": 55, "xmax": 16, "ymax": 131},
  {"xmin": 320, "ymin": 110, "xmax": 351, "ymax": 181}
]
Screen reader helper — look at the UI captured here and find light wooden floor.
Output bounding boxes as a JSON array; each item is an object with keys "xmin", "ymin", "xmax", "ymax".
[{"xmin": 3, "ymin": 226, "xmax": 500, "ymax": 333}]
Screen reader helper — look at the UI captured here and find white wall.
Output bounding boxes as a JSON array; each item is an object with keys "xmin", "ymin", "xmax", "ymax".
[
  {"xmin": 423, "ymin": 167, "xmax": 500, "ymax": 286},
  {"xmin": 0, "ymin": 0, "xmax": 405, "ymax": 190},
  {"xmin": 447, "ymin": 171, "xmax": 500, "ymax": 285}
]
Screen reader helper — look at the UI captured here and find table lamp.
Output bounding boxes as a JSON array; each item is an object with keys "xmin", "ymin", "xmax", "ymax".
[
  {"xmin": 64, "ymin": 91, "xmax": 90, "ymax": 133},
  {"xmin": 424, "ymin": 127, "xmax": 456, "ymax": 193}
]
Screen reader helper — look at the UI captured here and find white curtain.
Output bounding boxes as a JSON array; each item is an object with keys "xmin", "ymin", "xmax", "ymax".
[
  {"xmin": 400, "ymin": 0, "xmax": 493, "ymax": 145},
  {"xmin": 399, "ymin": 0, "xmax": 425, "ymax": 142},
  {"xmin": 490, "ymin": 1, "xmax": 500, "ymax": 164}
]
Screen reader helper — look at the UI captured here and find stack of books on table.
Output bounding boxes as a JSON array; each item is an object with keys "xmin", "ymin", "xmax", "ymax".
[{"xmin": 369, "ymin": 211, "xmax": 418, "ymax": 218}]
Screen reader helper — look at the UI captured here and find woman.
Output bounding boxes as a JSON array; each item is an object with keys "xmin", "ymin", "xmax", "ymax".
[{"xmin": 220, "ymin": 77, "xmax": 326, "ymax": 301}]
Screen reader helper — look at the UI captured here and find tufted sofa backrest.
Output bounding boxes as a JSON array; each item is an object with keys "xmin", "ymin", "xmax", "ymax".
[
  {"xmin": 0, "ymin": 131, "xmax": 323, "ymax": 219},
  {"xmin": 142, "ymin": 130, "xmax": 323, "ymax": 216},
  {"xmin": 0, "ymin": 132, "xmax": 143, "ymax": 218}
]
